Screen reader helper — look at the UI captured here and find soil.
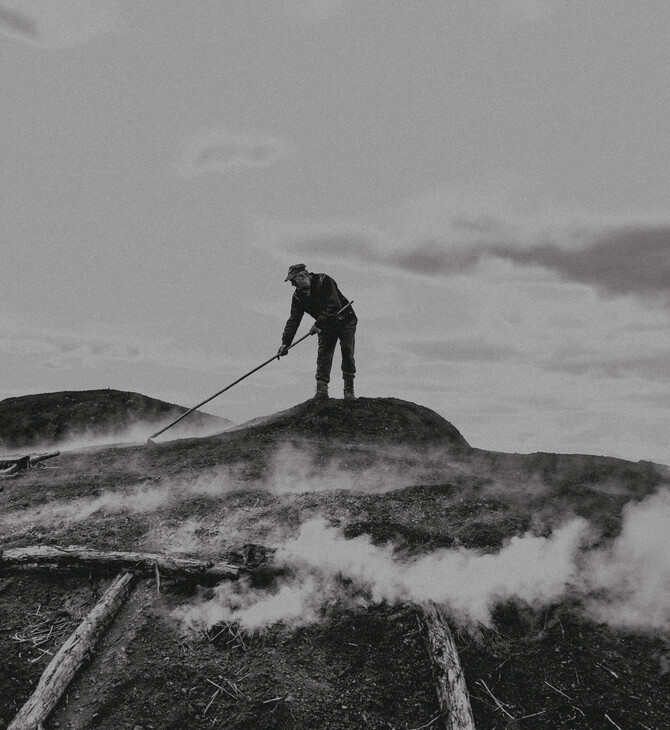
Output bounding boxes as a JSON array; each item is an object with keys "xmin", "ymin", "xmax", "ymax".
[
  {"xmin": 0, "ymin": 389, "xmax": 231, "ymax": 450},
  {"xmin": 1, "ymin": 393, "xmax": 669, "ymax": 729}
]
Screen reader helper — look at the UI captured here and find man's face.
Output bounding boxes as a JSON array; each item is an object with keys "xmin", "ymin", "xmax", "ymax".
[{"xmin": 291, "ymin": 271, "xmax": 311, "ymax": 290}]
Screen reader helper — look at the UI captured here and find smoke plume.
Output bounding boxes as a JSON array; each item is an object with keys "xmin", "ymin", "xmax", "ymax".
[
  {"xmin": 583, "ymin": 488, "xmax": 670, "ymax": 631},
  {"xmin": 5, "ymin": 429, "xmax": 669, "ymax": 636},
  {"xmin": 175, "ymin": 488, "xmax": 670, "ymax": 636},
  {"xmin": 174, "ymin": 517, "xmax": 592, "ymax": 632}
]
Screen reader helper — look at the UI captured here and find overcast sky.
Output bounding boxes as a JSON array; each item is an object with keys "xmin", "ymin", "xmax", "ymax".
[{"xmin": 1, "ymin": 0, "xmax": 670, "ymax": 463}]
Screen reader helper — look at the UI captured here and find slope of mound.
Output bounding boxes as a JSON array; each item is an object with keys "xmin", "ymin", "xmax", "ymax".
[
  {"xmin": 2, "ymin": 395, "xmax": 670, "ymax": 729},
  {"xmin": 232, "ymin": 396, "xmax": 470, "ymax": 447},
  {"xmin": 0, "ymin": 389, "xmax": 232, "ymax": 449}
]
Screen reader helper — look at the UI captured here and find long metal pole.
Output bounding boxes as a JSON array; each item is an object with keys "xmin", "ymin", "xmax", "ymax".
[{"xmin": 147, "ymin": 301, "xmax": 353, "ymax": 442}]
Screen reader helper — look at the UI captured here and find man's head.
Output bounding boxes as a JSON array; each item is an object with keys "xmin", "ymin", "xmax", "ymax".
[{"xmin": 285, "ymin": 263, "xmax": 311, "ymax": 290}]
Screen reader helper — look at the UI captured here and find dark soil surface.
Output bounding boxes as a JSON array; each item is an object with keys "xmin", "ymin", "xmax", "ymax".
[
  {"xmin": 0, "ymin": 389, "xmax": 231, "ymax": 450},
  {"xmin": 1, "ymin": 392, "xmax": 669, "ymax": 729}
]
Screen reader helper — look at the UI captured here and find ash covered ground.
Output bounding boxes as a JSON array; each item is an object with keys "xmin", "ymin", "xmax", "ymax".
[{"xmin": 1, "ymin": 393, "xmax": 669, "ymax": 729}]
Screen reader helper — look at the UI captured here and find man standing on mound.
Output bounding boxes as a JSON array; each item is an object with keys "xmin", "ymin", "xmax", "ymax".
[{"xmin": 277, "ymin": 264, "xmax": 357, "ymax": 401}]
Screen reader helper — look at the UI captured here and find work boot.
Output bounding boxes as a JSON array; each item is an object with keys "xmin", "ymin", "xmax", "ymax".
[
  {"xmin": 343, "ymin": 379, "xmax": 356, "ymax": 401},
  {"xmin": 313, "ymin": 380, "xmax": 329, "ymax": 401}
]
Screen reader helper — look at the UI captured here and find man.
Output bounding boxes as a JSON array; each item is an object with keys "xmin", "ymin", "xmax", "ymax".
[{"xmin": 277, "ymin": 263, "xmax": 357, "ymax": 401}]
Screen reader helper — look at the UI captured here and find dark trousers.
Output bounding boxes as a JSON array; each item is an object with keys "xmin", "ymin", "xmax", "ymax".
[{"xmin": 316, "ymin": 319, "xmax": 357, "ymax": 384}]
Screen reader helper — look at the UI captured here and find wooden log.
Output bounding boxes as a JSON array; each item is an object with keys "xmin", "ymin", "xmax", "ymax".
[
  {"xmin": 1, "ymin": 545, "xmax": 240, "ymax": 580},
  {"xmin": 29, "ymin": 450, "xmax": 60, "ymax": 467},
  {"xmin": 0, "ymin": 455, "xmax": 29, "ymax": 471},
  {"xmin": 0, "ymin": 451, "xmax": 59, "ymax": 477},
  {"xmin": 7, "ymin": 571, "xmax": 134, "ymax": 730},
  {"xmin": 420, "ymin": 601, "xmax": 476, "ymax": 730}
]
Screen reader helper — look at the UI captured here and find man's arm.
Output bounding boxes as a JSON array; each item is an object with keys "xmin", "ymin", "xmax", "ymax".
[{"xmin": 281, "ymin": 296, "xmax": 304, "ymax": 347}]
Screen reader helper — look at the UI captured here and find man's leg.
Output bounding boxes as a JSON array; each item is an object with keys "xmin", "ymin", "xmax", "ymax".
[
  {"xmin": 315, "ymin": 330, "xmax": 338, "ymax": 398},
  {"xmin": 339, "ymin": 321, "xmax": 356, "ymax": 399}
]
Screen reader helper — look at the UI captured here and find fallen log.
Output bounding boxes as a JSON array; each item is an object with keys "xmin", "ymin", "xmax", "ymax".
[
  {"xmin": 0, "ymin": 463, "xmax": 20, "ymax": 477},
  {"xmin": 29, "ymin": 450, "xmax": 61, "ymax": 467},
  {"xmin": 7, "ymin": 571, "xmax": 134, "ymax": 730},
  {"xmin": 0, "ymin": 451, "xmax": 60, "ymax": 474},
  {"xmin": 420, "ymin": 601, "xmax": 476, "ymax": 730},
  {"xmin": 0, "ymin": 455, "xmax": 29, "ymax": 472},
  {"xmin": 1, "ymin": 545, "xmax": 240, "ymax": 580}
]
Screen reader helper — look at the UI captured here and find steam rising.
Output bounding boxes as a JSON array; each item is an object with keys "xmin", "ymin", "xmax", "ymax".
[
  {"xmin": 3, "ymin": 431, "xmax": 669, "ymax": 636},
  {"xmin": 175, "ymin": 518, "xmax": 591, "ymax": 632},
  {"xmin": 584, "ymin": 488, "xmax": 670, "ymax": 630},
  {"xmin": 262, "ymin": 442, "xmax": 459, "ymax": 493},
  {"xmin": 175, "ymin": 489, "xmax": 670, "ymax": 635}
]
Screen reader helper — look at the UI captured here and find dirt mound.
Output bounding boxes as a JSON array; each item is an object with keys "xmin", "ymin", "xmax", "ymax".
[
  {"xmin": 232, "ymin": 396, "xmax": 470, "ymax": 447},
  {"xmin": 0, "ymin": 389, "xmax": 232, "ymax": 450},
  {"xmin": 2, "ymin": 393, "xmax": 670, "ymax": 729}
]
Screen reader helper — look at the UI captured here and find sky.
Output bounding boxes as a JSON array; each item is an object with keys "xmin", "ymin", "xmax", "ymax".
[{"xmin": 1, "ymin": 0, "xmax": 670, "ymax": 464}]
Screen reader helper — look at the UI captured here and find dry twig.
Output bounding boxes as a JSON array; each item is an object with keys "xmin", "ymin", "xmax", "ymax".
[
  {"xmin": 518, "ymin": 710, "xmax": 547, "ymax": 721},
  {"xmin": 544, "ymin": 680, "xmax": 573, "ymax": 702},
  {"xmin": 475, "ymin": 679, "xmax": 515, "ymax": 720},
  {"xmin": 204, "ymin": 670, "xmax": 250, "ymax": 710},
  {"xmin": 596, "ymin": 662, "xmax": 619, "ymax": 679},
  {"xmin": 605, "ymin": 714, "xmax": 623, "ymax": 730},
  {"xmin": 10, "ymin": 611, "xmax": 74, "ymax": 664}
]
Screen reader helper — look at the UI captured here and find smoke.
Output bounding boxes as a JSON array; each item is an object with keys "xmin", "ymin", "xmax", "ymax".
[
  {"xmin": 261, "ymin": 442, "xmax": 461, "ymax": 494},
  {"xmin": 6, "ymin": 428, "xmax": 669, "ymax": 636},
  {"xmin": 583, "ymin": 488, "xmax": 670, "ymax": 631},
  {"xmin": 406, "ymin": 519, "xmax": 589, "ymax": 625},
  {"xmin": 175, "ymin": 487, "xmax": 670, "ymax": 636},
  {"xmin": 8, "ymin": 416, "xmax": 230, "ymax": 454},
  {"xmin": 0, "ymin": 436, "xmax": 448, "ymax": 547},
  {"xmin": 174, "ymin": 517, "xmax": 592, "ymax": 633},
  {"xmin": 0, "ymin": 481, "xmax": 180, "ymax": 533},
  {"xmin": 0, "ymin": 467, "xmax": 248, "ymax": 542}
]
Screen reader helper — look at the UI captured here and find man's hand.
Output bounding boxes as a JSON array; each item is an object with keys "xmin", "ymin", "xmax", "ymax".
[
  {"xmin": 277, "ymin": 344, "xmax": 289, "ymax": 357},
  {"xmin": 309, "ymin": 324, "xmax": 321, "ymax": 335}
]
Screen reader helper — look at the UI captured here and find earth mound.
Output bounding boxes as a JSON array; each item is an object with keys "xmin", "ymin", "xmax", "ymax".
[
  {"xmin": 1, "ymin": 392, "xmax": 670, "ymax": 728},
  {"xmin": 232, "ymin": 396, "xmax": 470, "ymax": 448},
  {"xmin": 0, "ymin": 389, "xmax": 232, "ymax": 450}
]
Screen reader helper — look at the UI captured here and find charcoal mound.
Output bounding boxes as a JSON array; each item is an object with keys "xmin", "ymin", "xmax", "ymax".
[
  {"xmin": 233, "ymin": 396, "xmax": 470, "ymax": 447},
  {"xmin": 0, "ymin": 389, "xmax": 232, "ymax": 449}
]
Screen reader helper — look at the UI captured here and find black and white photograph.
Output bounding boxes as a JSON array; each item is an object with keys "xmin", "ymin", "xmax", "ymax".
[{"xmin": 1, "ymin": 2, "xmax": 669, "ymax": 728}]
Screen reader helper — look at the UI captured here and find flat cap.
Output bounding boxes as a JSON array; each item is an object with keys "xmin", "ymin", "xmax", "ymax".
[{"xmin": 284, "ymin": 263, "xmax": 307, "ymax": 281}]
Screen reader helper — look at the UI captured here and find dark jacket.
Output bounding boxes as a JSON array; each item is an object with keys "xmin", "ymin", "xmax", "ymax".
[{"xmin": 281, "ymin": 272, "xmax": 356, "ymax": 346}]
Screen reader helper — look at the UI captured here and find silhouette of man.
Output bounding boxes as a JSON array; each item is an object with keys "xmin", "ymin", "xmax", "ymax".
[{"xmin": 277, "ymin": 264, "xmax": 357, "ymax": 401}]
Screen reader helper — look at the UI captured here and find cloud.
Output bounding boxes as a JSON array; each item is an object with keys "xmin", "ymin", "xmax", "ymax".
[
  {"xmin": 490, "ymin": 0, "xmax": 559, "ymax": 23},
  {"xmin": 378, "ymin": 226, "xmax": 670, "ymax": 304},
  {"xmin": 0, "ymin": 316, "xmax": 227, "ymax": 373},
  {"xmin": 0, "ymin": 0, "xmax": 119, "ymax": 48},
  {"xmin": 277, "ymin": 0, "xmax": 347, "ymax": 24},
  {"xmin": 407, "ymin": 338, "xmax": 518, "ymax": 364},
  {"xmin": 494, "ymin": 226, "xmax": 670, "ymax": 300},
  {"xmin": 255, "ymin": 218, "xmax": 399, "ymax": 271},
  {"xmin": 258, "ymin": 207, "xmax": 670, "ymax": 305},
  {"xmin": 177, "ymin": 130, "xmax": 292, "ymax": 177},
  {"xmin": 0, "ymin": 5, "xmax": 38, "ymax": 39},
  {"xmin": 38, "ymin": 340, "xmax": 139, "ymax": 370},
  {"xmin": 546, "ymin": 349, "xmax": 670, "ymax": 381}
]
